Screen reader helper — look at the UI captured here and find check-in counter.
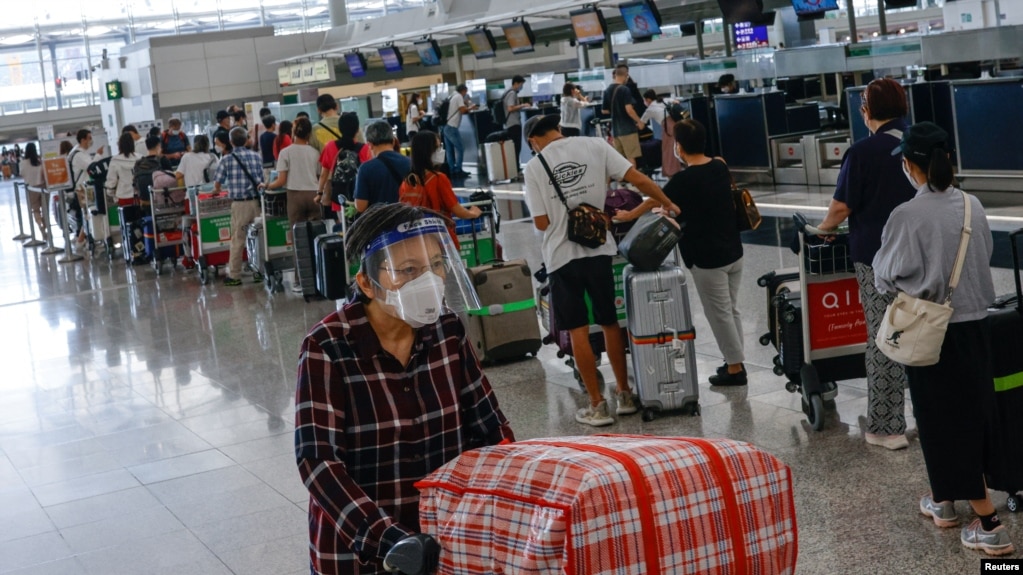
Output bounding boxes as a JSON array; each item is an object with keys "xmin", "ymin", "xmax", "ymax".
[
  {"xmin": 951, "ymin": 77, "xmax": 1023, "ymax": 190},
  {"xmin": 816, "ymin": 133, "xmax": 851, "ymax": 187},
  {"xmin": 772, "ymin": 136, "xmax": 809, "ymax": 185}
]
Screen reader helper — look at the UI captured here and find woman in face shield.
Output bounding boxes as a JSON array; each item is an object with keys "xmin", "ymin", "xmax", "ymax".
[{"xmin": 294, "ymin": 203, "xmax": 515, "ymax": 575}]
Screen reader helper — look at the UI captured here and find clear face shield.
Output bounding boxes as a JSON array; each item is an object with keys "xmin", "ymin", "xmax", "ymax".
[{"xmin": 361, "ymin": 218, "xmax": 482, "ymax": 328}]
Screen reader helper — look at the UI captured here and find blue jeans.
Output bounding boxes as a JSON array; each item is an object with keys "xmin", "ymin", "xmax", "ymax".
[{"xmin": 442, "ymin": 124, "xmax": 464, "ymax": 174}]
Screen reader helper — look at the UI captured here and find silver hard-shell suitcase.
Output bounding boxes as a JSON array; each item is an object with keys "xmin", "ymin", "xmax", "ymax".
[{"xmin": 623, "ymin": 263, "xmax": 700, "ymax": 421}]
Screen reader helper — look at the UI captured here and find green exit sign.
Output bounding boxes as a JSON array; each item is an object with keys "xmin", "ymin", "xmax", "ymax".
[{"xmin": 105, "ymin": 80, "xmax": 123, "ymax": 101}]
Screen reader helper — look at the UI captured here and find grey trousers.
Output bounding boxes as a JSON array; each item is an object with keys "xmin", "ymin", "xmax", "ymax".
[
  {"xmin": 855, "ymin": 262, "xmax": 908, "ymax": 435},
  {"xmin": 689, "ymin": 258, "xmax": 745, "ymax": 365}
]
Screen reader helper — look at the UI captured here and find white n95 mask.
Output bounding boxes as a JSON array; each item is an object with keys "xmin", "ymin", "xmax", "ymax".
[{"xmin": 383, "ymin": 271, "xmax": 446, "ymax": 328}]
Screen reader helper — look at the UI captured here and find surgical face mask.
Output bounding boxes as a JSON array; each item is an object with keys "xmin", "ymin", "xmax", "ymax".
[
  {"xmin": 431, "ymin": 146, "xmax": 445, "ymax": 166},
  {"xmin": 673, "ymin": 146, "xmax": 688, "ymax": 168},
  {"xmin": 215, "ymin": 144, "xmax": 224, "ymax": 155},
  {"xmin": 902, "ymin": 161, "xmax": 918, "ymax": 188},
  {"xmin": 170, "ymin": 129, "xmax": 179, "ymax": 136},
  {"xmin": 381, "ymin": 270, "xmax": 446, "ymax": 328}
]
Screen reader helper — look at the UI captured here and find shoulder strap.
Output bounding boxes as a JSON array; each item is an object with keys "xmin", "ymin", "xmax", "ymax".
[
  {"xmin": 230, "ymin": 153, "xmax": 259, "ymax": 192},
  {"xmin": 318, "ymin": 121, "xmax": 342, "ymax": 140},
  {"xmin": 946, "ymin": 191, "xmax": 973, "ymax": 303},
  {"xmin": 883, "ymin": 128, "xmax": 903, "ymax": 141},
  {"xmin": 536, "ymin": 153, "xmax": 568, "ymax": 208},
  {"xmin": 377, "ymin": 153, "xmax": 405, "ymax": 185},
  {"xmin": 68, "ymin": 150, "xmax": 81, "ymax": 185}
]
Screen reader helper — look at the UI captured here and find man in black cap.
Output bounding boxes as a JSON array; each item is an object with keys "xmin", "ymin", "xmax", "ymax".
[
  {"xmin": 522, "ymin": 113, "xmax": 678, "ymax": 428},
  {"xmin": 212, "ymin": 111, "xmax": 232, "ymax": 156}
]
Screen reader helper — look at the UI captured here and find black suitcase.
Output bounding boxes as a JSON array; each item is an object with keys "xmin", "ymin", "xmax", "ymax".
[
  {"xmin": 617, "ymin": 212, "xmax": 682, "ymax": 271},
  {"xmin": 119, "ymin": 205, "xmax": 146, "ymax": 265},
  {"xmin": 773, "ymin": 283, "xmax": 803, "ymax": 384},
  {"xmin": 757, "ymin": 268, "xmax": 801, "ymax": 350},
  {"xmin": 986, "ymin": 229, "xmax": 1023, "ymax": 511},
  {"xmin": 294, "ymin": 220, "xmax": 327, "ymax": 301},
  {"xmin": 314, "ymin": 233, "xmax": 348, "ymax": 301}
]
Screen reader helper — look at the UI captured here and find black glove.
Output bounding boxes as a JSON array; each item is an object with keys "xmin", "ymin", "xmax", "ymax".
[{"xmin": 382, "ymin": 533, "xmax": 440, "ymax": 575}]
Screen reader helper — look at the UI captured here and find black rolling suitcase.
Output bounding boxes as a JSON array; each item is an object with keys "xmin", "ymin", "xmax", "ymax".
[
  {"xmin": 756, "ymin": 269, "xmax": 803, "ymax": 383},
  {"xmin": 757, "ymin": 269, "xmax": 800, "ymax": 350},
  {"xmin": 119, "ymin": 205, "xmax": 146, "ymax": 265},
  {"xmin": 314, "ymin": 234, "xmax": 348, "ymax": 300},
  {"xmin": 294, "ymin": 221, "xmax": 327, "ymax": 301},
  {"xmin": 986, "ymin": 229, "xmax": 1023, "ymax": 511}
]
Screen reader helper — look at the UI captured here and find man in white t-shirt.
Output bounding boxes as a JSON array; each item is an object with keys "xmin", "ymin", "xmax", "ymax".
[
  {"xmin": 523, "ymin": 114, "xmax": 679, "ymax": 427},
  {"xmin": 442, "ymin": 84, "xmax": 477, "ymax": 178}
]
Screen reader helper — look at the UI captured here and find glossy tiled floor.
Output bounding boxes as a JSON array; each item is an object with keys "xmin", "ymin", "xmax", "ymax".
[{"xmin": 1, "ymin": 175, "xmax": 1021, "ymax": 575}]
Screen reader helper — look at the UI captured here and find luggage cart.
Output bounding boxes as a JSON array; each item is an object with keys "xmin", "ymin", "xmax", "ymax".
[
  {"xmin": 147, "ymin": 186, "xmax": 188, "ymax": 275},
  {"xmin": 790, "ymin": 213, "xmax": 868, "ymax": 431},
  {"xmin": 189, "ymin": 189, "xmax": 233, "ymax": 285},
  {"xmin": 248, "ymin": 189, "xmax": 293, "ymax": 293}
]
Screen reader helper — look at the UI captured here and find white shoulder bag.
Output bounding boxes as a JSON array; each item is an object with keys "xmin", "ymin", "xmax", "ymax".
[{"xmin": 876, "ymin": 191, "xmax": 971, "ymax": 367}]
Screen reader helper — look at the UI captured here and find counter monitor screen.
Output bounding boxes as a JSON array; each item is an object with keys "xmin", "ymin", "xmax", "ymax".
[
  {"xmin": 733, "ymin": 21, "xmax": 769, "ymax": 50},
  {"xmin": 717, "ymin": 0, "xmax": 765, "ymax": 24},
  {"xmin": 377, "ymin": 46, "xmax": 403, "ymax": 73},
  {"xmin": 415, "ymin": 40, "xmax": 441, "ymax": 66},
  {"xmin": 791, "ymin": 0, "xmax": 839, "ymax": 15},
  {"xmin": 570, "ymin": 7, "xmax": 608, "ymax": 46},
  {"xmin": 680, "ymin": 21, "xmax": 699, "ymax": 37},
  {"xmin": 345, "ymin": 52, "xmax": 367, "ymax": 78},
  {"xmin": 884, "ymin": 0, "xmax": 917, "ymax": 8},
  {"xmin": 502, "ymin": 21, "xmax": 536, "ymax": 54},
  {"xmin": 466, "ymin": 28, "xmax": 497, "ymax": 59},
  {"xmin": 619, "ymin": 1, "xmax": 663, "ymax": 41}
]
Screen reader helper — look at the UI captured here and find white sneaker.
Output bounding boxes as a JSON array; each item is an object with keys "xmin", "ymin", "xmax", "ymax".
[
  {"xmin": 290, "ymin": 283, "xmax": 304, "ymax": 293},
  {"xmin": 865, "ymin": 433, "xmax": 909, "ymax": 450},
  {"xmin": 575, "ymin": 401, "xmax": 614, "ymax": 427},
  {"xmin": 615, "ymin": 388, "xmax": 638, "ymax": 415}
]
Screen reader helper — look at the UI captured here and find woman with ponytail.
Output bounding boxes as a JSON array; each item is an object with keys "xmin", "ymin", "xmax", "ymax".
[{"xmin": 874, "ymin": 122, "xmax": 1008, "ymax": 556}]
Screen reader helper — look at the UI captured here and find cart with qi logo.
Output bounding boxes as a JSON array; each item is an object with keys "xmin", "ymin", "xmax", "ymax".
[{"xmin": 788, "ymin": 213, "xmax": 868, "ymax": 431}]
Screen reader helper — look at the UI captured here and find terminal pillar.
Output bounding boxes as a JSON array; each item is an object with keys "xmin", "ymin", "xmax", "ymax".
[{"xmin": 329, "ymin": 0, "xmax": 349, "ymax": 28}]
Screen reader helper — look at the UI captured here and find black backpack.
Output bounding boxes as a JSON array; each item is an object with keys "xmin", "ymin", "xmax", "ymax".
[
  {"xmin": 432, "ymin": 96, "xmax": 452, "ymax": 128},
  {"xmin": 330, "ymin": 142, "xmax": 364, "ymax": 203},
  {"xmin": 492, "ymin": 89, "xmax": 513, "ymax": 127},
  {"xmin": 132, "ymin": 156, "xmax": 163, "ymax": 201}
]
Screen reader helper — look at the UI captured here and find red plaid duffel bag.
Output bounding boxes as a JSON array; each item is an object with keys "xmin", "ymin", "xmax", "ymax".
[{"xmin": 416, "ymin": 435, "xmax": 797, "ymax": 575}]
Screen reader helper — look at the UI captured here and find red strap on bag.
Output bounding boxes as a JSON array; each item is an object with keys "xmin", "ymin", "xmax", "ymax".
[{"xmin": 526, "ymin": 440, "xmax": 662, "ymax": 574}]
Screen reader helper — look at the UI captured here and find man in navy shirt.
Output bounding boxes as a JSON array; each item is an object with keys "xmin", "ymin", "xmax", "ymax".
[
  {"xmin": 259, "ymin": 114, "xmax": 278, "ymax": 171},
  {"xmin": 354, "ymin": 121, "xmax": 411, "ymax": 214}
]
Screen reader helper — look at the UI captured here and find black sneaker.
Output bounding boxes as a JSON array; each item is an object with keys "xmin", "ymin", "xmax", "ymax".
[
  {"xmin": 252, "ymin": 271, "xmax": 263, "ymax": 283},
  {"xmin": 223, "ymin": 277, "xmax": 242, "ymax": 287},
  {"xmin": 709, "ymin": 370, "xmax": 748, "ymax": 387}
]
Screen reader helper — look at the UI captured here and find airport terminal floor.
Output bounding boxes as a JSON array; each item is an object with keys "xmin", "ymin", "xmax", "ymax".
[{"xmin": 0, "ymin": 173, "xmax": 1021, "ymax": 575}]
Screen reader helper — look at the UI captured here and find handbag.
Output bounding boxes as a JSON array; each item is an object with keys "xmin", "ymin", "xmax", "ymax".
[
  {"xmin": 875, "ymin": 192, "xmax": 972, "ymax": 367},
  {"xmin": 537, "ymin": 153, "xmax": 608, "ymax": 249},
  {"xmin": 732, "ymin": 184, "xmax": 761, "ymax": 231}
]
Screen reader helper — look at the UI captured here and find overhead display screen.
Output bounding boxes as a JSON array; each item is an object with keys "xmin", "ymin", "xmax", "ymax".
[
  {"xmin": 570, "ymin": 8, "xmax": 608, "ymax": 46},
  {"xmin": 619, "ymin": 2, "xmax": 663, "ymax": 41},
  {"xmin": 415, "ymin": 40, "xmax": 441, "ymax": 66},
  {"xmin": 733, "ymin": 22, "xmax": 769, "ymax": 50},
  {"xmin": 345, "ymin": 52, "xmax": 367, "ymax": 78},
  {"xmin": 466, "ymin": 29, "xmax": 497, "ymax": 59},
  {"xmin": 791, "ymin": 0, "xmax": 839, "ymax": 15},
  {"xmin": 378, "ymin": 46, "xmax": 403, "ymax": 73},
  {"xmin": 502, "ymin": 21, "xmax": 536, "ymax": 54}
]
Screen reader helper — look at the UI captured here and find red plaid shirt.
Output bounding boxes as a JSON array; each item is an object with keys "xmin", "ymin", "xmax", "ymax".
[{"xmin": 295, "ymin": 301, "xmax": 514, "ymax": 575}]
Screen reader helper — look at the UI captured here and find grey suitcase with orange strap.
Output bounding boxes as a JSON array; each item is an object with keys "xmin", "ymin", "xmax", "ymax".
[{"xmin": 623, "ymin": 263, "xmax": 700, "ymax": 421}]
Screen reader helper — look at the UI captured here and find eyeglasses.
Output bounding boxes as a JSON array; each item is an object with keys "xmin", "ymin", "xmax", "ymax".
[{"xmin": 378, "ymin": 256, "xmax": 449, "ymax": 285}]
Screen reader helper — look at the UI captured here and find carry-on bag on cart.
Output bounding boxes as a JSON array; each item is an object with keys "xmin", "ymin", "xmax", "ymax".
[
  {"xmin": 465, "ymin": 259, "xmax": 542, "ymax": 364},
  {"xmin": 617, "ymin": 211, "xmax": 682, "ymax": 270},
  {"xmin": 294, "ymin": 220, "xmax": 327, "ymax": 301},
  {"xmin": 986, "ymin": 228, "xmax": 1023, "ymax": 512},
  {"xmin": 757, "ymin": 268, "xmax": 801, "ymax": 350},
  {"xmin": 314, "ymin": 233, "xmax": 347, "ymax": 300},
  {"xmin": 484, "ymin": 140, "xmax": 516, "ymax": 184},
  {"xmin": 119, "ymin": 204, "xmax": 146, "ymax": 265},
  {"xmin": 623, "ymin": 264, "xmax": 700, "ymax": 420},
  {"xmin": 417, "ymin": 435, "xmax": 798, "ymax": 575}
]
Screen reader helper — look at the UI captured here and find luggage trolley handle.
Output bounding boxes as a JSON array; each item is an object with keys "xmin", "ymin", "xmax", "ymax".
[{"xmin": 461, "ymin": 198, "xmax": 499, "ymax": 266}]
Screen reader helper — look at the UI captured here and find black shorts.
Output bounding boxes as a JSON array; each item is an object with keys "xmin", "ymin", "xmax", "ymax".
[{"xmin": 548, "ymin": 255, "xmax": 617, "ymax": 330}]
